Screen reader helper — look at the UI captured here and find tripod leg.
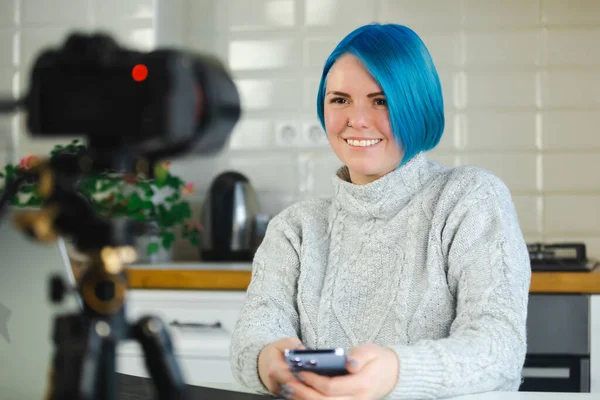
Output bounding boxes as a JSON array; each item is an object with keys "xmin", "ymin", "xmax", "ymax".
[
  {"xmin": 46, "ymin": 314, "xmax": 107, "ymax": 400},
  {"xmin": 130, "ymin": 316, "xmax": 190, "ymax": 400}
]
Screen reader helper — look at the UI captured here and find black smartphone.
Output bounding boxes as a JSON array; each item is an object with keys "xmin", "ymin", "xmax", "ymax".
[{"xmin": 284, "ymin": 348, "xmax": 349, "ymax": 377}]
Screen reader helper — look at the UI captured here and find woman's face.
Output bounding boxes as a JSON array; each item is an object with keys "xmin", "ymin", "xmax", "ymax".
[{"xmin": 324, "ymin": 53, "xmax": 404, "ymax": 185}]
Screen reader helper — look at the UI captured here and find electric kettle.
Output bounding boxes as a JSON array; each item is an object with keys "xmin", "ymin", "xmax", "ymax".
[{"xmin": 199, "ymin": 171, "xmax": 269, "ymax": 262}]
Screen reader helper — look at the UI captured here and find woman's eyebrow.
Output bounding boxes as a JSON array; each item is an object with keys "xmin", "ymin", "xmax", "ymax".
[
  {"xmin": 326, "ymin": 91, "xmax": 350, "ymax": 97},
  {"xmin": 326, "ymin": 91, "xmax": 385, "ymax": 97}
]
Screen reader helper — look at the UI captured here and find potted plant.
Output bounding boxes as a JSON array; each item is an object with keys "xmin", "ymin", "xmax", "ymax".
[{"xmin": 0, "ymin": 139, "xmax": 203, "ymax": 264}]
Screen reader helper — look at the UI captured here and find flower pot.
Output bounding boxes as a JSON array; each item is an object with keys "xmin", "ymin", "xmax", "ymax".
[{"xmin": 133, "ymin": 233, "xmax": 173, "ymax": 265}]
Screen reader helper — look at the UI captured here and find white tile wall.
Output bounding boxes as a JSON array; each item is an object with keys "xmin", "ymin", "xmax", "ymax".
[
  {"xmin": 0, "ymin": 0, "xmax": 156, "ymax": 163},
  {"xmin": 1, "ymin": 0, "xmax": 599, "ymax": 260}
]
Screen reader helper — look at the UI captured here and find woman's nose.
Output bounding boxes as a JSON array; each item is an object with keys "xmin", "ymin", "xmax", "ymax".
[{"xmin": 347, "ymin": 105, "xmax": 371, "ymax": 129}]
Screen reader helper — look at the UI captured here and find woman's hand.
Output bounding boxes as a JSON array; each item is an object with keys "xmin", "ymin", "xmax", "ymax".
[
  {"xmin": 257, "ymin": 337, "xmax": 306, "ymax": 396},
  {"xmin": 284, "ymin": 344, "xmax": 400, "ymax": 400}
]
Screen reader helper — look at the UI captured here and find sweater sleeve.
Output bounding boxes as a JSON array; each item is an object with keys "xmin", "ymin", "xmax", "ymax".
[
  {"xmin": 385, "ymin": 175, "xmax": 532, "ymax": 399},
  {"xmin": 229, "ymin": 212, "xmax": 302, "ymax": 394}
]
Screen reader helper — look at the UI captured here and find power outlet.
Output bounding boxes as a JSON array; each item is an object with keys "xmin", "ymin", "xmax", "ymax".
[
  {"xmin": 274, "ymin": 121, "xmax": 301, "ymax": 147},
  {"xmin": 301, "ymin": 122, "xmax": 329, "ymax": 147}
]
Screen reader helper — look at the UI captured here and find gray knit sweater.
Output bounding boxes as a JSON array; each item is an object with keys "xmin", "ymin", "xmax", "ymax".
[{"xmin": 229, "ymin": 152, "xmax": 532, "ymax": 399}]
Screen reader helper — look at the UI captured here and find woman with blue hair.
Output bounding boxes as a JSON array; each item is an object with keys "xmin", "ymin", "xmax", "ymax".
[{"xmin": 230, "ymin": 23, "xmax": 531, "ymax": 400}]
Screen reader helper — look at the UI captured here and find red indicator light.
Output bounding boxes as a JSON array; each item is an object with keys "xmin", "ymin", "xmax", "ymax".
[{"xmin": 132, "ymin": 64, "xmax": 148, "ymax": 82}]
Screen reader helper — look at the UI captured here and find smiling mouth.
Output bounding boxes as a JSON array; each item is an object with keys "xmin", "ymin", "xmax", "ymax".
[{"xmin": 344, "ymin": 138, "xmax": 382, "ymax": 148}]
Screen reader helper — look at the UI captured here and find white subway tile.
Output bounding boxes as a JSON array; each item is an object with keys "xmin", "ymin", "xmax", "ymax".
[
  {"xmin": 305, "ymin": 37, "xmax": 338, "ymax": 68},
  {"xmin": 466, "ymin": 72, "xmax": 538, "ymax": 108},
  {"xmin": 22, "ymin": 0, "xmax": 90, "ymax": 24},
  {"xmin": 0, "ymin": 0, "xmax": 17, "ymax": 26},
  {"xmin": 543, "ymin": 154, "xmax": 600, "ymax": 192},
  {"xmin": 463, "ymin": 0, "xmax": 539, "ymax": 27},
  {"xmin": 226, "ymin": 0, "xmax": 294, "ymax": 30},
  {"xmin": 187, "ymin": 0, "xmax": 224, "ymax": 34},
  {"xmin": 0, "ymin": 67, "xmax": 15, "ymax": 95},
  {"xmin": 99, "ymin": 25, "xmax": 154, "ymax": 51},
  {"xmin": 545, "ymin": 29, "xmax": 600, "ymax": 66},
  {"xmin": 169, "ymin": 151, "xmax": 230, "ymax": 190},
  {"xmin": 0, "ymin": 30, "xmax": 17, "ymax": 66},
  {"xmin": 542, "ymin": 0, "xmax": 600, "ymax": 25},
  {"xmin": 465, "ymin": 31, "xmax": 539, "ymax": 66},
  {"xmin": 542, "ymin": 111, "xmax": 600, "ymax": 150},
  {"xmin": 305, "ymin": 0, "xmax": 376, "ymax": 27},
  {"xmin": 542, "ymin": 235, "xmax": 600, "ymax": 260},
  {"xmin": 513, "ymin": 195, "xmax": 543, "ymax": 234},
  {"xmin": 93, "ymin": 0, "xmax": 153, "ymax": 24},
  {"xmin": 463, "ymin": 111, "xmax": 538, "ymax": 150},
  {"xmin": 236, "ymin": 78, "xmax": 302, "ymax": 111},
  {"xmin": 540, "ymin": 70, "xmax": 600, "ymax": 108},
  {"xmin": 257, "ymin": 190, "xmax": 297, "ymax": 216},
  {"xmin": 545, "ymin": 195, "xmax": 600, "ymax": 234},
  {"xmin": 228, "ymin": 152, "xmax": 298, "ymax": 193},
  {"xmin": 20, "ymin": 26, "xmax": 93, "ymax": 71},
  {"xmin": 304, "ymin": 77, "xmax": 321, "ymax": 111},
  {"xmin": 438, "ymin": 70, "xmax": 460, "ymax": 110},
  {"xmin": 313, "ymin": 152, "xmax": 343, "ymax": 197},
  {"xmin": 461, "ymin": 154, "xmax": 540, "ymax": 192},
  {"xmin": 381, "ymin": 0, "xmax": 462, "ymax": 28},
  {"xmin": 436, "ymin": 112, "xmax": 458, "ymax": 150},
  {"xmin": 228, "ymin": 118, "xmax": 273, "ymax": 150},
  {"xmin": 419, "ymin": 31, "xmax": 464, "ymax": 67},
  {"xmin": 426, "ymin": 152, "xmax": 459, "ymax": 168},
  {"xmin": 229, "ymin": 39, "xmax": 297, "ymax": 70}
]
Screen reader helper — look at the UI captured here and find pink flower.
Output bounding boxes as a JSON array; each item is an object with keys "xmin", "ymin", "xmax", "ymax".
[
  {"xmin": 182, "ymin": 182, "xmax": 194, "ymax": 195},
  {"xmin": 19, "ymin": 154, "xmax": 40, "ymax": 170},
  {"xmin": 185, "ymin": 221, "xmax": 203, "ymax": 231},
  {"xmin": 123, "ymin": 173, "xmax": 137, "ymax": 185}
]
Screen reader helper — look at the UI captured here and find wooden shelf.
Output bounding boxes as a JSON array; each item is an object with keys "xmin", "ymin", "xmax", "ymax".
[{"xmin": 119, "ymin": 267, "xmax": 600, "ymax": 294}]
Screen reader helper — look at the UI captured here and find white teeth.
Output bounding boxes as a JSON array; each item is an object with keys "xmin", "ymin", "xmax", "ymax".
[{"xmin": 345, "ymin": 139, "xmax": 381, "ymax": 147}]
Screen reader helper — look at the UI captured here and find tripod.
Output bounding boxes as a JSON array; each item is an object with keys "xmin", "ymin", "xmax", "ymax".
[{"xmin": 7, "ymin": 154, "xmax": 190, "ymax": 400}]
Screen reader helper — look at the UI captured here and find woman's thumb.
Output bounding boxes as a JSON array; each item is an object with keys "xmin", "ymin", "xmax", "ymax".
[{"xmin": 345, "ymin": 345, "xmax": 377, "ymax": 373}]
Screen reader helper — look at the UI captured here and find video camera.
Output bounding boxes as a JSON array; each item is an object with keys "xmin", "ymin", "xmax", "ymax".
[{"xmin": 0, "ymin": 31, "xmax": 241, "ymax": 400}]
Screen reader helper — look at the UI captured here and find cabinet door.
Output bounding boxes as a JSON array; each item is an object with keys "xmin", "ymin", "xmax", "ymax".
[
  {"xmin": 118, "ymin": 289, "xmax": 247, "ymax": 384},
  {"xmin": 117, "ymin": 354, "xmax": 236, "ymax": 385},
  {"xmin": 122, "ymin": 289, "xmax": 246, "ymax": 357}
]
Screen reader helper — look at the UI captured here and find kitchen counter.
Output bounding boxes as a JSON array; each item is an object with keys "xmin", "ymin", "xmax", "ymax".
[
  {"xmin": 115, "ymin": 262, "xmax": 600, "ymax": 293},
  {"xmin": 195, "ymin": 382, "xmax": 596, "ymax": 399}
]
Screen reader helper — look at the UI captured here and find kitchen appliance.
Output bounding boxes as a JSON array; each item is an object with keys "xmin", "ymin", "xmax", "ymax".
[
  {"xmin": 527, "ymin": 242, "xmax": 598, "ymax": 272},
  {"xmin": 520, "ymin": 294, "xmax": 591, "ymax": 393},
  {"xmin": 200, "ymin": 171, "xmax": 269, "ymax": 262}
]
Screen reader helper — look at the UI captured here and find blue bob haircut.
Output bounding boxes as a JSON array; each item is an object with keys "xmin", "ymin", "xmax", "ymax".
[{"xmin": 316, "ymin": 23, "xmax": 445, "ymax": 166}]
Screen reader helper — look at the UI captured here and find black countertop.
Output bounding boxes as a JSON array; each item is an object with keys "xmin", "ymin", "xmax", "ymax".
[{"xmin": 117, "ymin": 373, "xmax": 274, "ymax": 400}]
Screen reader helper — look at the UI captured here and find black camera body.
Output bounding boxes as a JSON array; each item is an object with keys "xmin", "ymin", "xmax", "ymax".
[{"xmin": 23, "ymin": 32, "xmax": 240, "ymax": 173}]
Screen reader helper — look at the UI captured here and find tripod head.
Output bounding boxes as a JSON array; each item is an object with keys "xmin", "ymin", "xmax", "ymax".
[
  {"xmin": 0, "ymin": 30, "xmax": 240, "ymax": 248},
  {"xmin": 0, "ymin": 31, "xmax": 241, "ymax": 400}
]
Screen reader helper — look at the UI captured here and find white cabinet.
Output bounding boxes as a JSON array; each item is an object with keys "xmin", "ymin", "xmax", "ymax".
[{"xmin": 116, "ymin": 289, "xmax": 247, "ymax": 385}]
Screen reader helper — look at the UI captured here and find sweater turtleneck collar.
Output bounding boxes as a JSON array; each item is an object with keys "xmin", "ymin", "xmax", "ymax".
[{"xmin": 331, "ymin": 152, "xmax": 437, "ymax": 220}]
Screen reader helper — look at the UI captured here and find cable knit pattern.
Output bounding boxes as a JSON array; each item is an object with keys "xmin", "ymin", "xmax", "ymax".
[{"xmin": 229, "ymin": 152, "xmax": 532, "ymax": 399}]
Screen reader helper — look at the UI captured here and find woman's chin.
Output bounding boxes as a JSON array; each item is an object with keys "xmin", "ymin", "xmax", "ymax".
[{"xmin": 346, "ymin": 163, "xmax": 393, "ymax": 183}]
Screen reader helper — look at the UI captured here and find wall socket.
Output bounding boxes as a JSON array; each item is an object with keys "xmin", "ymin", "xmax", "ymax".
[
  {"xmin": 274, "ymin": 121, "xmax": 301, "ymax": 147},
  {"xmin": 274, "ymin": 121, "xmax": 329, "ymax": 148},
  {"xmin": 301, "ymin": 121, "xmax": 329, "ymax": 148}
]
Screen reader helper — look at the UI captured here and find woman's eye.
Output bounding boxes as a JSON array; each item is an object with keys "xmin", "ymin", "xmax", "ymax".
[
  {"xmin": 374, "ymin": 98, "xmax": 387, "ymax": 106},
  {"xmin": 329, "ymin": 97, "xmax": 348, "ymax": 104}
]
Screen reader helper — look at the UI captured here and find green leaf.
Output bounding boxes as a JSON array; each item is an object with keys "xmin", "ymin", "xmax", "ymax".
[
  {"xmin": 127, "ymin": 194, "xmax": 142, "ymax": 211},
  {"xmin": 162, "ymin": 231, "xmax": 175, "ymax": 249},
  {"xmin": 140, "ymin": 200, "xmax": 154, "ymax": 210},
  {"xmin": 147, "ymin": 242, "xmax": 159, "ymax": 254}
]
